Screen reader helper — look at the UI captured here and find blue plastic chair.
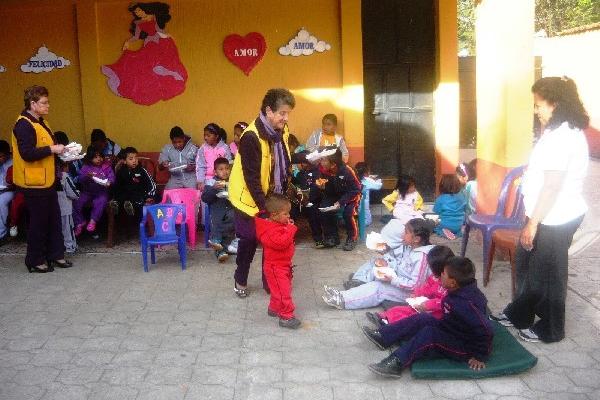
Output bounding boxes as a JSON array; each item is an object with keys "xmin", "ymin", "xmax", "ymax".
[
  {"xmin": 460, "ymin": 165, "xmax": 526, "ymax": 286},
  {"xmin": 140, "ymin": 204, "xmax": 187, "ymax": 272},
  {"xmin": 358, "ymin": 187, "xmax": 369, "ymax": 242}
]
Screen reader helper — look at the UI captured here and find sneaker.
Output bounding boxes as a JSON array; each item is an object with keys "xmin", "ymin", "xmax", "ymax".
[
  {"xmin": 9, "ymin": 226, "xmax": 18, "ymax": 237},
  {"xmin": 322, "ymin": 288, "xmax": 344, "ymax": 310},
  {"xmin": 361, "ymin": 325, "xmax": 388, "ymax": 350},
  {"xmin": 217, "ymin": 250, "xmax": 229, "ymax": 262},
  {"xmin": 279, "ymin": 317, "xmax": 302, "ymax": 329},
  {"xmin": 323, "ymin": 285, "xmax": 340, "ymax": 298},
  {"xmin": 323, "ymin": 238, "xmax": 337, "ymax": 248},
  {"xmin": 267, "ymin": 309, "xmax": 279, "ymax": 317},
  {"xmin": 368, "ymin": 355, "xmax": 404, "ymax": 378},
  {"xmin": 208, "ymin": 240, "xmax": 223, "ymax": 251},
  {"xmin": 109, "ymin": 200, "xmax": 119, "ymax": 215},
  {"xmin": 227, "ymin": 238, "xmax": 239, "ymax": 254},
  {"xmin": 74, "ymin": 222, "xmax": 86, "ymax": 236},
  {"xmin": 489, "ymin": 312, "xmax": 513, "ymax": 327},
  {"xmin": 342, "ymin": 238, "xmax": 357, "ymax": 251},
  {"xmin": 315, "ymin": 240, "xmax": 325, "ymax": 249},
  {"xmin": 123, "ymin": 201, "xmax": 134, "ymax": 216},
  {"xmin": 365, "ymin": 311, "xmax": 384, "ymax": 328},
  {"xmin": 518, "ymin": 328, "xmax": 540, "ymax": 343},
  {"xmin": 86, "ymin": 220, "xmax": 96, "ymax": 232}
]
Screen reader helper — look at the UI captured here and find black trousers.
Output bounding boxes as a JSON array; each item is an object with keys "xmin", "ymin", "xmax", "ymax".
[
  {"xmin": 24, "ymin": 191, "xmax": 65, "ymax": 268},
  {"xmin": 233, "ymin": 209, "xmax": 267, "ymax": 289},
  {"xmin": 504, "ymin": 215, "xmax": 583, "ymax": 343},
  {"xmin": 319, "ymin": 201, "xmax": 359, "ymax": 242}
]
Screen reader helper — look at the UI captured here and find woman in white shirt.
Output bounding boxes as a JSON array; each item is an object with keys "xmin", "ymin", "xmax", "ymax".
[{"xmin": 491, "ymin": 77, "xmax": 589, "ymax": 343}]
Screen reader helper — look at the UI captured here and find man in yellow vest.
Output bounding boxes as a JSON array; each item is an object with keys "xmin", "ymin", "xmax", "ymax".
[
  {"xmin": 229, "ymin": 88, "xmax": 296, "ymax": 299},
  {"xmin": 12, "ymin": 85, "xmax": 73, "ymax": 273}
]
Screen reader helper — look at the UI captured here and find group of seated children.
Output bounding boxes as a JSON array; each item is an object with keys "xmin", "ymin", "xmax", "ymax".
[{"xmin": 320, "ymin": 216, "xmax": 493, "ymax": 375}]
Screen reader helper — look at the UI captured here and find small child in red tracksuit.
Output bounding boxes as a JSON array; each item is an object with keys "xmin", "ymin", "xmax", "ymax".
[{"xmin": 255, "ymin": 194, "xmax": 301, "ymax": 329}]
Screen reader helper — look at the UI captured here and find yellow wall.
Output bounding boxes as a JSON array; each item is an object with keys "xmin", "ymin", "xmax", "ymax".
[
  {"xmin": 0, "ymin": 0, "xmax": 85, "ymax": 144},
  {"xmin": 0, "ymin": 0, "xmax": 350, "ymax": 151}
]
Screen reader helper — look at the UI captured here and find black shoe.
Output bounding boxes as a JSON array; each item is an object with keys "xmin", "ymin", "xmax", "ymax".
[
  {"xmin": 123, "ymin": 201, "xmax": 134, "ymax": 216},
  {"xmin": 234, "ymin": 281, "xmax": 248, "ymax": 298},
  {"xmin": 27, "ymin": 265, "xmax": 53, "ymax": 273},
  {"xmin": 279, "ymin": 317, "xmax": 301, "ymax": 329},
  {"xmin": 368, "ymin": 354, "xmax": 404, "ymax": 378},
  {"xmin": 343, "ymin": 239, "xmax": 357, "ymax": 251},
  {"xmin": 267, "ymin": 309, "xmax": 278, "ymax": 317},
  {"xmin": 361, "ymin": 326, "xmax": 388, "ymax": 350},
  {"xmin": 47, "ymin": 260, "xmax": 73, "ymax": 269},
  {"xmin": 323, "ymin": 238, "xmax": 337, "ymax": 248},
  {"xmin": 365, "ymin": 312, "xmax": 384, "ymax": 328},
  {"xmin": 343, "ymin": 279, "xmax": 364, "ymax": 290},
  {"xmin": 315, "ymin": 240, "xmax": 325, "ymax": 249}
]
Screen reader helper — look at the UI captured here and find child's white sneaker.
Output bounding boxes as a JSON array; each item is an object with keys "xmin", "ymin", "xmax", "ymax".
[
  {"xmin": 9, "ymin": 226, "xmax": 17, "ymax": 237},
  {"xmin": 227, "ymin": 238, "xmax": 239, "ymax": 254}
]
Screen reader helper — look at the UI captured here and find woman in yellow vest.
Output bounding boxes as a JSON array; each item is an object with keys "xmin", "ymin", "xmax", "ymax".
[
  {"xmin": 229, "ymin": 88, "xmax": 297, "ymax": 299},
  {"xmin": 12, "ymin": 86, "xmax": 73, "ymax": 273}
]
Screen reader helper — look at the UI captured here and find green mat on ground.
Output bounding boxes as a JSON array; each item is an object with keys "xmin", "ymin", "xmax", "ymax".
[{"xmin": 410, "ymin": 321, "xmax": 537, "ymax": 379}]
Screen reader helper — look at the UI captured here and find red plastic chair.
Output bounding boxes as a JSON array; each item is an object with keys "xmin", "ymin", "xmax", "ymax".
[
  {"xmin": 460, "ymin": 165, "xmax": 526, "ymax": 286},
  {"xmin": 161, "ymin": 188, "xmax": 199, "ymax": 247}
]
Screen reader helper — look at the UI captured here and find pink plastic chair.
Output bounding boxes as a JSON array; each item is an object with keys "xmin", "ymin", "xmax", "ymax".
[{"xmin": 161, "ymin": 188, "xmax": 199, "ymax": 247}]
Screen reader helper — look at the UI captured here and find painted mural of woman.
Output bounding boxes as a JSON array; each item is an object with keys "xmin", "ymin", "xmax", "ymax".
[{"xmin": 101, "ymin": 2, "xmax": 188, "ymax": 106}]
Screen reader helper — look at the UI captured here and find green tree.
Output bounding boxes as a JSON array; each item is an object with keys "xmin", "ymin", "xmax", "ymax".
[{"xmin": 458, "ymin": 0, "xmax": 476, "ymax": 55}]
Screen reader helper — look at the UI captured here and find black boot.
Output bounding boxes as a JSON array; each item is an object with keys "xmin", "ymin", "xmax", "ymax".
[
  {"xmin": 361, "ymin": 326, "xmax": 388, "ymax": 350},
  {"xmin": 368, "ymin": 354, "xmax": 403, "ymax": 378}
]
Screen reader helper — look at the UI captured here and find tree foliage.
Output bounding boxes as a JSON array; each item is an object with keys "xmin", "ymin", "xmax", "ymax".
[{"xmin": 458, "ymin": 0, "xmax": 600, "ymax": 55}]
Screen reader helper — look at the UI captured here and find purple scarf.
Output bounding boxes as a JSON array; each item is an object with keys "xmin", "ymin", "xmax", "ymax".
[{"xmin": 258, "ymin": 112, "xmax": 288, "ymax": 194}]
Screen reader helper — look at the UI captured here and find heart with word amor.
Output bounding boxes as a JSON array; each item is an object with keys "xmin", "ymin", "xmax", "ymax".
[{"xmin": 223, "ymin": 32, "xmax": 267, "ymax": 76}]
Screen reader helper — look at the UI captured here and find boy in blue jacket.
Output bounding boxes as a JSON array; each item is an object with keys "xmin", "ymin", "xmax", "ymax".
[{"xmin": 362, "ymin": 256, "xmax": 493, "ymax": 377}]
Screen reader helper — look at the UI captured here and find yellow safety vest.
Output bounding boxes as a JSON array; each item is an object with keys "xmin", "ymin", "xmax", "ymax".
[
  {"xmin": 229, "ymin": 119, "xmax": 291, "ymax": 216},
  {"xmin": 11, "ymin": 115, "xmax": 55, "ymax": 189}
]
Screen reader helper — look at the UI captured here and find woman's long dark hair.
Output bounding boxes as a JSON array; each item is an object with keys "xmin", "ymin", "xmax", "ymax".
[
  {"xmin": 532, "ymin": 76, "xmax": 589, "ymax": 132},
  {"xmin": 129, "ymin": 2, "xmax": 172, "ymax": 39}
]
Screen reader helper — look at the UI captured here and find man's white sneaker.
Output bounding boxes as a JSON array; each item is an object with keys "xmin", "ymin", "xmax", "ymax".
[
  {"xmin": 518, "ymin": 328, "xmax": 540, "ymax": 343},
  {"xmin": 489, "ymin": 312, "xmax": 513, "ymax": 327}
]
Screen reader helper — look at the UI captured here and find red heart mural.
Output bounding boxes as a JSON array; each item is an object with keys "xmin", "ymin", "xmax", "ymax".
[{"xmin": 223, "ymin": 32, "xmax": 267, "ymax": 76}]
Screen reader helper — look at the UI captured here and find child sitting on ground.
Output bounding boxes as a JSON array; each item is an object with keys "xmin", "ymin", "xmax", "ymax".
[
  {"xmin": 110, "ymin": 147, "xmax": 156, "ymax": 219},
  {"xmin": 381, "ymin": 174, "xmax": 424, "ymax": 224},
  {"xmin": 201, "ymin": 157, "xmax": 235, "ymax": 262},
  {"xmin": 158, "ymin": 126, "xmax": 198, "ymax": 190},
  {"xmin": 366, "ymin": 245, "xmax": 454, "ymax": 327},
  {"xmin": 433, "ymin": 174, "xmax": 467, "ymax": 240},
  {"xmin": 74, "ymin": 145, "xmax": 115, "ymax": 235},
  {"xmin": 355, "ymin": 161, "xmax": 382, "ymax": 226},
  {"xmin": 58, "ymin": 161, "xmax": 80, "ymax": 253},
  {"xmin": 362, "ymin": 256, "xmax": 493, "ymax": 377},
  {"xmin": 322, "ymin": 218, "xmax": 435, "ymax": 310},
  {"xmin": 313, "ymin": 147, "xmax": 362, "ymax": 251},
  {"xmin": 456, "ymin": 159, "xmax": 478, "ymax": 216},
  {"xmin": 255, "ymin": 194, "xmax": 301, "ymax": 329}
]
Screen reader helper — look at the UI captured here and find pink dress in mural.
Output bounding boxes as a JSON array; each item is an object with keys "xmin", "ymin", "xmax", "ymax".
[{"xmin": 101, "ymin": 20, "xmax": 188, "ymax": 106}]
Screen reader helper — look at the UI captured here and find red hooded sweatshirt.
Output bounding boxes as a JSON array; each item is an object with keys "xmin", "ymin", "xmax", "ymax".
[{"xmin": 255, "ymin": 216, "xmax": 297, "ymax": 265}]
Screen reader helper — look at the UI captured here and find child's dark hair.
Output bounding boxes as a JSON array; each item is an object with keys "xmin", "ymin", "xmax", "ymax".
[
  {"xmin": 169, "ymin": 126, "xmax": 185, "ymax": 140},
  {"xmin": 83, "ymin": 144, "xmax": 104, "ymax": 164},
  {"xmin": 287, "ymin": 134, "xmax": 300, "ymax": 149},
  {"xmin": 204, "ymin": 123, "xmax": 227, "ymax": 143},
  {"xmin": 444, "ymin": 256, "xmax": 476, "ymax": 287},
  {"xmin": 265, "ymin": 193, "xmax": 291, "ymax": 214},
  {"xmin": 90, "ymin": 128, "xmax": 107, "ymax": 143},
  {"xmin": 118, "ymin": 146, "xmax": 138, "ymax": 160},
  {"xmin": 322, "ymin": 113, "xmax": 338, "ymax": 125},
  {"xmin": 405, "ymin": 218, "xmax": 434, "ymax": 246},
  {"xmin": 355, "ymin": 161, "xmax": 368, "ymax": 180},
  {"xmin": 395, "ymin": 174, "xmax": 416, "ymax": 200},
  {"xmin": 439, "ymin": 174, "xmax": 462, "ymax": 194},
  {"xmin": 213, "ymin": 157, "xmax": 230, "ymax": 170},
  {"xmin": 323, "ymin": 146, "xmax": 344, "ymax": 167},
  {"xmin": 427, "ymin": 245, "xmax": 455, "ymax": 277},
  {"xmin": 0, "ymin": 140, "xmax": 10, "ymax": 155},
  {"xmin": 456, "ymin": 159, "xmax": 477, "ymax": 181},
  {"xmin": 54, "ymin": 131, "xmax": 69, "ymax": 146},
  {"xmin": 234, "ymin": 122, "xmax": 248, "ymax": 132}
]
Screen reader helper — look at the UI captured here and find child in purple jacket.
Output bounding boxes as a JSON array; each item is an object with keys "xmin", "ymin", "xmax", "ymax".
[{"xmin": 73, "ymin": 145, "xmax": 115, "ymax": 235}]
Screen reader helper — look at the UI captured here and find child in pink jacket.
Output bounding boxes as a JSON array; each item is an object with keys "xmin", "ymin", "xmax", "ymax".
[{"xmin": 368, "ymin": 245, "xmax": 454, "ymax": 326}]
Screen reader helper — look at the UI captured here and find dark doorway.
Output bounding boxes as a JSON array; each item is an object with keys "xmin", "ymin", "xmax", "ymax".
[{"xmin": 362, "ymin": 0, "xmax": 436, "ymax": 200}]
